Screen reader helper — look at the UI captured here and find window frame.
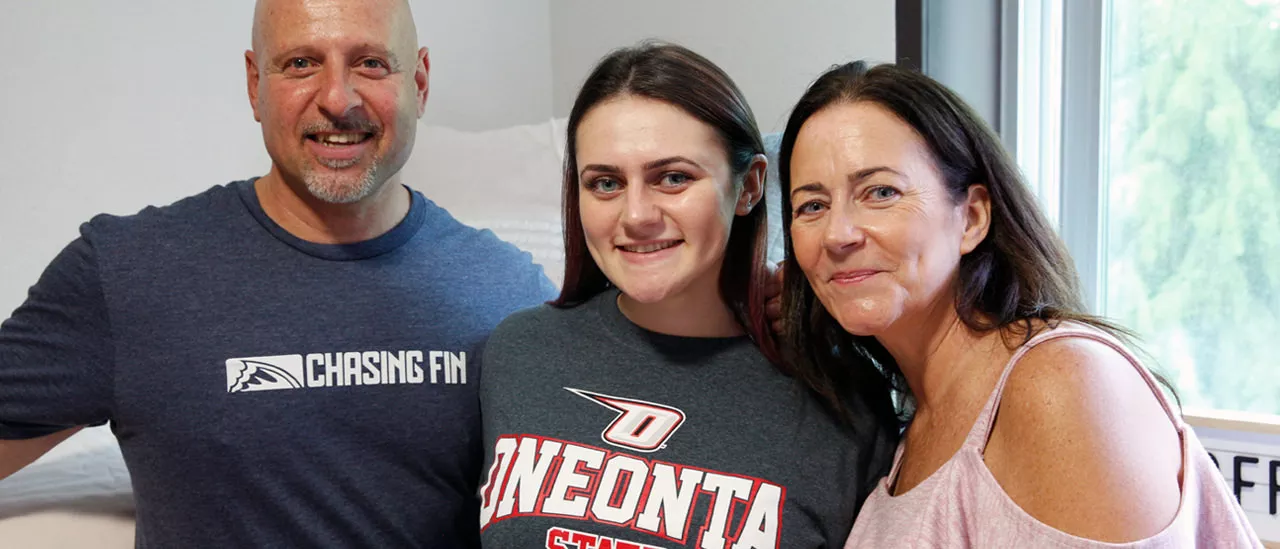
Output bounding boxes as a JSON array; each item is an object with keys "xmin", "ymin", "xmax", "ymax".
[
  {"xmin": 1003, "ymin": 0, "xmax": 1280, "ymax": 422},
  {"xmin": 1058, "ymin": 0, "xmax": 1106, "ymax": 312}
]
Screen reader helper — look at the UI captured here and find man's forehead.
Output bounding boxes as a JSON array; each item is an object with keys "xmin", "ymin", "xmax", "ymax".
[{"xmin": 253, "ymin": 0, "xmax": 414, "ymax": 53}]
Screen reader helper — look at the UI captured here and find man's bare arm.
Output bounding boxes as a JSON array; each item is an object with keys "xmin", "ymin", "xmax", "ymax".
[{"xmin": 0, "ymin": 427, "xmax": 83, "ymax": 481}]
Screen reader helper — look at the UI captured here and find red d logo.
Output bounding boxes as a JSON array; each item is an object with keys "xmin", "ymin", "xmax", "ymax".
[{"xmin": 565, "ymin": 387, "xmax": 687, "ymax": 453}]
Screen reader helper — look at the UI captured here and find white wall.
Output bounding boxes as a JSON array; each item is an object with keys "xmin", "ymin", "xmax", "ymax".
[
  {"xmin": 418, "ymin": 1, "xmax": 554, "ymax": 131},
  {"xmin": 0, "ymin": 0, "xmax": 554, "ymax": 318},
  {"xmin": 548, "ymin": 0, "xmax": 896, "ymax": 133}
]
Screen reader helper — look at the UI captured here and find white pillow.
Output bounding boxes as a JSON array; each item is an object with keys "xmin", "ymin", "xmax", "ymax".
[
  {"xmin": 404, "ymin": 118, "xmax": 569, "ymax": 288},
  {"xmin": 763, "ymin": 132, "xmax": 785, "ymax": 266},
  {"xmin": 0, "ymin": 426, "xmax": 133, "ymax": 517}
]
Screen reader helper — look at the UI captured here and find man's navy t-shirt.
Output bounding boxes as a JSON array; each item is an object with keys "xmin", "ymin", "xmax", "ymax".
[{"xmin": 0, "ymin": 180, "xmax": 557, "ymax": 548}]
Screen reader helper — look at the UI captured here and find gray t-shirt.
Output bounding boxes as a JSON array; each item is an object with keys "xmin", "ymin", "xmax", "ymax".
[{"xmin": 478, "ymin": 290, "xmax": 895, "ymax": 549}]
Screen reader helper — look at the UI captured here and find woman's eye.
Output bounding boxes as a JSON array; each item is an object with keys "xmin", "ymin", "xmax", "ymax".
[
  {"xmin": 868, "ymin": 185, "xmax": 901, "ymax": 201},
  {"xmin": 589, "ymin": 178, "xmax": 622, "ymax": 193},
  {"xmin": 794, "ymin": 201, "xmax": 827, "ymax": 217},
  {"xmin": 659, "ymin": 172, "xmax": 692, "ymax": 187}
]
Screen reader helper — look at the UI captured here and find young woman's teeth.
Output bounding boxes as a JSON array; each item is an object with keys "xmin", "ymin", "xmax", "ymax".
[{"xmin": 622, "ymin": 241, "xmax": 679, "ymax": 253}]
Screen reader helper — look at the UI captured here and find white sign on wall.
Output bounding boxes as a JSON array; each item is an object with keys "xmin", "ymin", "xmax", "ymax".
[{"xmin": 1190, "ymin": 422, "xmax": 1279, "ymax": 545}]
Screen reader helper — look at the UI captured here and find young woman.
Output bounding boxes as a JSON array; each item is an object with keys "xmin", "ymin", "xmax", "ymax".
[
  {"xmin": 476, "ymin": 44, "xmax": 897, "ymax": 549},
  {"xmin": 779, "ymin": 61, "xmax": 1260, "ymax": 547}
]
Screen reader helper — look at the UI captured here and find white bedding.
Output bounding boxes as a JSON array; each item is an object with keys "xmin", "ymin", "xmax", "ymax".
[
  {"xmin": 406, "ymin": 118, "xmax": 570, "ymax": 288},
  {"xmin": 0, "ymin": 426, "xmax": 132, "ymax": 517},
  {"xmin": 0, "ymin": 426, "xmax": 134, "ymax": 547},
  {"xmin": 0, "ymin": 509, "xmax": 135, "ymax": 548}
]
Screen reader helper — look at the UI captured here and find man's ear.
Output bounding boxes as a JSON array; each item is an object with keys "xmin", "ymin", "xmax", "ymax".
[
  {"xmin": 736, "ymin": 153, "xmax": 768, "ymax": 216},
  {"xmin": 415, "ymin": 47, "xmax": 430, "ymax": 118},
  {"xmin": 959, "ymin": 184, "xmax": 991, "ymax": 255},
  {"xmin": 245, "ymin": 50, "xmax": 262, "ymax": 122}
]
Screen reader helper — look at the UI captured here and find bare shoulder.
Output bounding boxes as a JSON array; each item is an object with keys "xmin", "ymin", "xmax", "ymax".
[{"xmin": 983, "ymin": 333, "xmax": 1183, "ymax": 542}]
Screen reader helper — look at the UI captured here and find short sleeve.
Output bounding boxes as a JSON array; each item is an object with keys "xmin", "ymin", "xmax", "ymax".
[{"xmin": 0, "ymin": 230, "xmax": 115, "ymax": 439}]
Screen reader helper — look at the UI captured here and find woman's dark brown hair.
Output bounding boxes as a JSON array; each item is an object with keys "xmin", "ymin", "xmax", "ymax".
[
  {"xmin": 552, "ymin": 41, "xmax": 779, "ymax": 364},
  {"xmin": 778, "ymin": 61, "xmax": 1160, "ymax": 429}
]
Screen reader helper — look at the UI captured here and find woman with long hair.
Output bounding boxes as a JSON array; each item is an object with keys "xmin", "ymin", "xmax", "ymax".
[
  {"xmin": 476, "ymin": 44, "xmax": 896, "ymax": 548},
  {"xmin": 779, "ymin": 60, "xmax": 1259, "ymax": 547}
]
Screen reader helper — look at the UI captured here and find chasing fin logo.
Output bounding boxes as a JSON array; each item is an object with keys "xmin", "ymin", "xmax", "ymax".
[
  {"xmin": 225, "ymin": 350, "xmax": 465, "ymax": 393},
  {"xmin": 226, "ymin": 355, "xmax": 305, "ymax": 393}
]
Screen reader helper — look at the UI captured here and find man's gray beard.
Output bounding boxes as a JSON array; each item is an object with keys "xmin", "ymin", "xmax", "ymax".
[{"xmin": 302, "ymin": 157, "xmax": 383, "ymax": 204}]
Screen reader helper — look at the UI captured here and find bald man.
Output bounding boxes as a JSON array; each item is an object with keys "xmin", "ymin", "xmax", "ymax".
[{"xmin": 0, "ymin": 0, "xmax": 555, "ymax": 546}]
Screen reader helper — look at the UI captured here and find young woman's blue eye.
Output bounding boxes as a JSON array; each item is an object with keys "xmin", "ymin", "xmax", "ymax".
[
  {"xmin": 588, "ymin": 178, "xmax": 622, "ymax": 193},
  {"xmin": 660, "ymin": 172, "xmax": 692, "ymax": 187}
]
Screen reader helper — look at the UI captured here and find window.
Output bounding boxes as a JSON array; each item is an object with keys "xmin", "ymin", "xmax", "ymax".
[{"xmin": 1016, "ymin": 0, "xmax": 1280, "ymax": 415}]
